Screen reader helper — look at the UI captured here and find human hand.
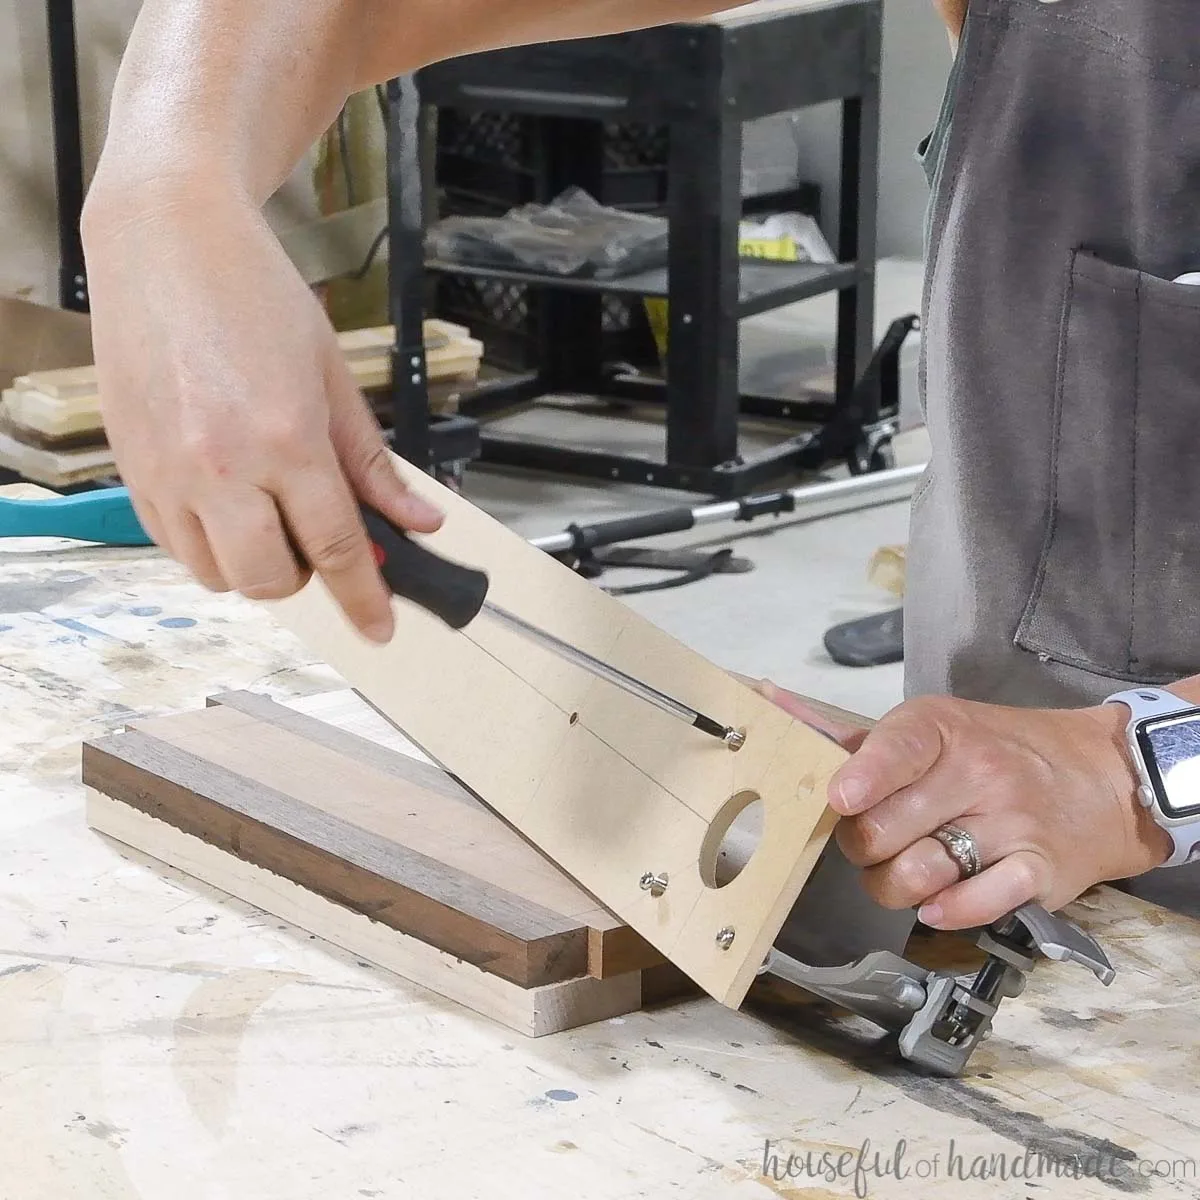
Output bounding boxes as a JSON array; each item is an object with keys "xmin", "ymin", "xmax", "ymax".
[
  {"xmin": 734, "ymin": 673, "xmax": 872, "ymax": 750},
  {"xmin": 81, "ymin": 183, "xmax": 442, "ymax": 643},
  {"xmin": 826, "ymin": 696, "xmax": 1172, "ymax": 929}
]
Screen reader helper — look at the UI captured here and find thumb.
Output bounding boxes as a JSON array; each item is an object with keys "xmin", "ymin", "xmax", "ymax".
[{"xmin": 329, "ymin": 371, "xmax": 444, "ymax": 534}]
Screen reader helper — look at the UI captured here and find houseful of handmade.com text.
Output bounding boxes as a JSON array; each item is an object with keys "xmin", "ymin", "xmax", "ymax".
[{"xmin": 761, "ymin": 1137, "xmax": 1198, "ymax": 1196}]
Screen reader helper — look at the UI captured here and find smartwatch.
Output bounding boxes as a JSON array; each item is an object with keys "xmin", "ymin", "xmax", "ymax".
[{"xmin": 1105, "ymin": 688, "xmax": 1200, "ymax": 866}]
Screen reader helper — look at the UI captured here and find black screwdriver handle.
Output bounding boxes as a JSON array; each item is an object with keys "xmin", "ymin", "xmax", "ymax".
[{"xmin": 360, "ymin": 505, "xmax": 490, "ymax": 630}]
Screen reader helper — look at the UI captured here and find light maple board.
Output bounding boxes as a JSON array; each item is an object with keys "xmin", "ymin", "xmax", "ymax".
[
  {"xmin": 269, "ymin": 454, "xmax": 843, "ymax": 1007},
  {"xmin": 85, "ymin": 789, "xmax": 643, "ymax": 1038},
  {"xmin": 1, "ymin": 322, "xmax": 481, "ymax": 442}
]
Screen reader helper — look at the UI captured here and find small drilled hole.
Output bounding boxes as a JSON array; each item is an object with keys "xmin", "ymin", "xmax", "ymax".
[{"xmin": 568, "ymin": 712, "xmax": 579, "ymax": 725}]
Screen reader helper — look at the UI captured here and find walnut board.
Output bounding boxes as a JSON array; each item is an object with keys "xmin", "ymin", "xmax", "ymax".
[
  {"xmin": 0, "ymin": 421, "xmax": 115, "ymax": 486},
  {"xmin": 268, "ymin": 454, "xmax": 843, "ymax": 1007},
  {"xmin": 85, "ymin": 790, "xmax": 645, "ymax": 1038},
  {"xmin": 82, "ymin": 692, "xmax": 661, "ymax": 988}
]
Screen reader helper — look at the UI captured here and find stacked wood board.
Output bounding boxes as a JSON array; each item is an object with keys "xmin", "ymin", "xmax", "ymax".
[
  {"xmin": 83, "ymin": 689, "xmax": 692, "ymax": 1037},
  {"xmin": 0, "ymin": 320, "xmax": 482, "ymax": 488}
]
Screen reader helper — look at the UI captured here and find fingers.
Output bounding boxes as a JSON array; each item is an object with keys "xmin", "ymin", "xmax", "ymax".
[
  {"xmin": 854, "ymin": 813, "xmax": 1002, "ymax": 908},
  {"xmin": 162, "ymin": 508, "xmax": 231, "ymax": 593},
  {"xmin": 328, "ymin": 366, "xmax": 443, "ymax": 534},
  {"xmin": 828, "ymin": 702, "xmax": 944, "ymax": 816},
  {"xmin": 127, "ymin": 488, "xmax": 232, "ymax": 593},
  {"xmin": 852, "ymin": 813, "xmax": 1048, "ymax": 930},
  {"xmin": 125, "ymin": 489, "xmax": 171, "ymax": 554},
  {"xmin": 277, "ymin": 459, "xmax": 395, "ymax": 643},
  {"xmin": 730, "ymin": 673, "xmax": 869, "ymax": 751},
  {"xmin": 758, "ymin": 679, "xmax": 871, "ymax": 750},
  {"xmin": 835, "ymin": 758, "xmax": 965, "ymax": 866},
  {"xmin": 917, "ymin": 850, "xmax": 1046, "ymax": 930},
  {"xmin": 197, "ymin": 487, "xmax": 303, "ymax": 604}
]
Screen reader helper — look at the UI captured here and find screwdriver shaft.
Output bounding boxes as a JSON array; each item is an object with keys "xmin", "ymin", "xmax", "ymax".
[{"xmin": 481, "ymin": 601, "xmax": 743, "ymax": 748}]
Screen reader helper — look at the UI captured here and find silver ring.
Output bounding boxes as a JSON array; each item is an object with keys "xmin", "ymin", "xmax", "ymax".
[{"xmin": 931, "ymin": 824, "xmax": 982, "ymax": 880}]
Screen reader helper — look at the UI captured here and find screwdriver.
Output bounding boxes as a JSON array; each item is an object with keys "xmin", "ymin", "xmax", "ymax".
[{"xmin": 359, "ymin": 505, "xmax": 745, "ymax": 750}]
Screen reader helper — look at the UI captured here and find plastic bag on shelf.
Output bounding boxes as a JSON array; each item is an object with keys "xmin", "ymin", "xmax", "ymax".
[{"xmin": 426, "ymin": 187, "xmax": 669, "ymax": 280}]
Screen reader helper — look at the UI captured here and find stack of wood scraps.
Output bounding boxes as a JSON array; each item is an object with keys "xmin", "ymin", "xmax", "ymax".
[
  {"xmin": 341, "ymin": 318, "xmax": 484, "ymax": 416},
  {"xmin": 0, "ymin": 366, "xmax": 115, "ymax": 487},
  {"xmin": 0, "ymin": 320, "xmax": 483, "ymax": 487},
  {"xmin": 83, "ymin": 688, "xmax": 690, "ymax": 1037}
]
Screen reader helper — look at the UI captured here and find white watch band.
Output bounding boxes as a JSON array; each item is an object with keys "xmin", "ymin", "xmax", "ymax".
[
  {"xmin": 1106, "ymin": 687, "xmax": 1191, "ymax": 721},
  {"xmin": 1105, "ymin": 687, "xmax": 1200, "ymax": 867}
]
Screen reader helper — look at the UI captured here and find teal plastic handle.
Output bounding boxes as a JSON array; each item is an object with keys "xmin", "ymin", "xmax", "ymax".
[{"xmin": 0, "ymin": 487, "xmax": 153, "ymax": 546}]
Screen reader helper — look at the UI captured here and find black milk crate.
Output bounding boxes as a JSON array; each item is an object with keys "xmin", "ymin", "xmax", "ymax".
[{"xmin": 435, "ymin": 111, "xmax": 671, "ymax": 213}]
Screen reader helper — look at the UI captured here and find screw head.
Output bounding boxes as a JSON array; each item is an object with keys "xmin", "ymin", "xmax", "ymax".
[
  {"xmin": 724, "ymin": 728, "xmax": 746, "ymax": 752},
  {"xmin": 716, "ymin": 927, "xmax": 736, "ymax": 950},
  {"xmin": 639, "ymin": 872, "xmax": 669, "ymax": 898}
]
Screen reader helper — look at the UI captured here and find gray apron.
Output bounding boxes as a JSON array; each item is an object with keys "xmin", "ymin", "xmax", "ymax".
[{"xmin": 906, "ymin": 0, "xmax": 1200, "ymax": 708}]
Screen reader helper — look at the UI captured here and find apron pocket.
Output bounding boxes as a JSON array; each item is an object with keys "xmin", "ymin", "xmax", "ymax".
[{"xmin": 1014, "ymin": 249, "xmax": 1200, "ymax": 682}]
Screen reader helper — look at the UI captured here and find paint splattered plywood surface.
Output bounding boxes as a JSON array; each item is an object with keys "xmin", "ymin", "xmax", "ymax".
[
  {"xmin": 0, "ymin": 485, "xmax": 337, "ymax": 784},
  {"xmin": 3, "ymin": 484, "xmax": 1200, "ymax": 1198}
]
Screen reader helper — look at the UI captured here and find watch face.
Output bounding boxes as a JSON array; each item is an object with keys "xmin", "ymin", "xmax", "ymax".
[{"xmin": 1136, "ymin": 710, "xmax": 1200, "ymax": 818}]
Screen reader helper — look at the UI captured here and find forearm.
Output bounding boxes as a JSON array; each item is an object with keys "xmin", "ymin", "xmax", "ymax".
[
  {"xmin": 89, "ymin": 2, "xmax": 367, "ymax": 209},
  {"xmin": 88, "ymin": 0, "xmax": 727, "ymax": 215}
]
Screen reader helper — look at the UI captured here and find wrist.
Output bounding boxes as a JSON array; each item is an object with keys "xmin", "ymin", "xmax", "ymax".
[
  {"xmin": 1076, "ymin": 703, "xmax": 1173, "ymax": 877},
  {"xmin": 83, "ymin": 160, "xmax": 252, "ymax": 251}
]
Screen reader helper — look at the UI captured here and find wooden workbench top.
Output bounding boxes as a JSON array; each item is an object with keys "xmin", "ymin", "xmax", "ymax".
[{"xmin": 2, "ymin": 485, "xmax": 1199, "ymax": 1199}]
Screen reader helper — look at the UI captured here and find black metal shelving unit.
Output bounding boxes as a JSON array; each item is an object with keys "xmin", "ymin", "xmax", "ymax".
[
  {"xmin": 382, "ymin": 76, "xmax": 481, "ymax": 475},
  {"xmin": 391, "ymin": 0, "xmax": 887, "ymax": 498},
  {"xmin": 46, "ymin": 0, "xmax": 88, "ymax": 313}
]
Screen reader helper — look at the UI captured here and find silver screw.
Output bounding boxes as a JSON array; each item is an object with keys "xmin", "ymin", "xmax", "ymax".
[
  {"xmin": 716, "ymin": 927, "xmax": 736, "ymax": 950},
  {"xmin": 639, "ymin": 872, "xmax": 669, "ymax": 898},
  {"xmin": 724, "ymin": 728, "xmax": 746, "ymax": 752}
]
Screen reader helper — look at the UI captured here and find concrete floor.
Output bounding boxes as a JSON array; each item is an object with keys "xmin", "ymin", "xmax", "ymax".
[
  {"xmin": 459, "ymin": 439, "xmax": 921, "ymax": 722},
  {"xmin": 453, "ymin": 257, "xmax": 928, "ymax": 721}
]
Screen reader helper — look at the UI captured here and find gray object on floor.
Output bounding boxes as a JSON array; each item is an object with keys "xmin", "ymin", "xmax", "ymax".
[{"xmin": 824, "ymin": 607, "xmax": 904, "ymax": 667}]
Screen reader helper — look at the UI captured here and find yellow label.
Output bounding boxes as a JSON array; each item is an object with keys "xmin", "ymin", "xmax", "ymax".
[
  {"xmin": 737, "ymin": 235, "xmax": 800, "ymax": 262},
  {"xmin": 643, "ymin": 297, "xmax": 670, "ymax": 361}
]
